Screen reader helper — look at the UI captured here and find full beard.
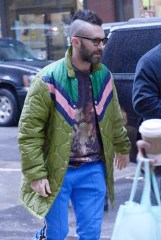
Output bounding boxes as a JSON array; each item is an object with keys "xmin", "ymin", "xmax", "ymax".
[{"xmin": 80, "ymin": 42, "xmax": 102, "ymax": 64}]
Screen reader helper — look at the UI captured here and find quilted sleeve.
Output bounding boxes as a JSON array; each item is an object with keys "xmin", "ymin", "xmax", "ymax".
[
  {"xmin": 112, "ymin": 79, "xmax": 131, "ymax": 154},
  {"xmin": 18, "ymin": 76, "xmax": 52, "ymax": 183}
]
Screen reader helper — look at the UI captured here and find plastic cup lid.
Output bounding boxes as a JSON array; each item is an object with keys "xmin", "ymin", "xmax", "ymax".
[{"xmin": 139, "ymin": 119, "xmax": 161, "ymax": 137}]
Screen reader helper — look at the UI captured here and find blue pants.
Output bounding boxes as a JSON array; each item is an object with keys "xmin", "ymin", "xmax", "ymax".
[{"xmin": 33, "ymin": 161, "xmax": 107, "ymax": 240}]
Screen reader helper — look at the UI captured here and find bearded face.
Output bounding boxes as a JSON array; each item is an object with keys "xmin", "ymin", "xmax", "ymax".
[{"xmin": 79, "ymin": 40, "xmax": 103, "ymax": 64}]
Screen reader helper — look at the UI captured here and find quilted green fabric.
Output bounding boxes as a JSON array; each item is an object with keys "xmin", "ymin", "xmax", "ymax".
[{"xmin": 18, "ymin": 48, "xmax": 131, "ymax": 219}]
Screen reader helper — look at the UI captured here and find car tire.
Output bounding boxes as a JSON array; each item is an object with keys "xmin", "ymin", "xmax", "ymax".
[{"xmin": 0, "ymin": 88, "xmax": 19, "ymax": 126}]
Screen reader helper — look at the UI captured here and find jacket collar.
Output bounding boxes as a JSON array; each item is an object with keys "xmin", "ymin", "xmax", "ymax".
[{"xmin": 65, "ymin": 46, "xmax": 102, "ymax": 78}]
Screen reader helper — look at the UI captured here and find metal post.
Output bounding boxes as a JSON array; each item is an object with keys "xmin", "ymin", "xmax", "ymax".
[
  {"xmin": 83, "ymin": 0, "xmax": 88, "ymax": 9},
  {"xmin": 0, "ymin": 0, "xmax": 7, "ymax": 37},
  {"xmin": 115, "ymin": 0, "xmax": 124, "ymax": 21}
]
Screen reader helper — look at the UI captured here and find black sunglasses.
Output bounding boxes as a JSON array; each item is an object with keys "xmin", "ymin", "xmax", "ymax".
[{"xmin": 74, "ymin": 35, "xmax": 107, "ymax": 46}]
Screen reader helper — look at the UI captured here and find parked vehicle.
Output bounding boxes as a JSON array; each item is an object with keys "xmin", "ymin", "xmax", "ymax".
[
  {"xmin": 102, "ymin": 21, "xmax": 126, "ymax": 37},
  {"xmin": 102, "ymin": 17, "xmax": 161, "ymax": 162},
  {"xmin": 0, "ymin": 38, "xmax": 51, "ymax": 126}
]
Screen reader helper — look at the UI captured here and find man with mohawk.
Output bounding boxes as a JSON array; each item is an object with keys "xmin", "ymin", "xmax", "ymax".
[{"xmin": 18, "ymin": 9, "xmax": 130, "ymax": 240}]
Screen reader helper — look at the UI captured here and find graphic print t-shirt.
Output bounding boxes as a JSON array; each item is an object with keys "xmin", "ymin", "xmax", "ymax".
[{"xmin": 69, "ymin": 70, "xmax": 102, "ymax": 163}]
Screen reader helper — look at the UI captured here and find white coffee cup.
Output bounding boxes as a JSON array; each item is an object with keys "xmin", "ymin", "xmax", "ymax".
[{"xmin": 139, "ymin": 119, "xmax": 161, "ymax": 166}]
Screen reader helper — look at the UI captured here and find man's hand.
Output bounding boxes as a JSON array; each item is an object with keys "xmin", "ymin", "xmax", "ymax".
[
  {"xmin": 31, "ymin": 179, "xmax": 52, "ymax": 197},
  {"xmin": 114, "ymin": 153, "xmax": 129, "ymax": 170}
]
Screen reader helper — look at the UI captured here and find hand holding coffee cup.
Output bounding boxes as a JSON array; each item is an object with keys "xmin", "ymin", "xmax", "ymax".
[
  {"xmin": 139, "ymin": 119, "xmax": 161, "ymax": 166},
  {"xmin": 136, "ymin": 139, "xmax": 157, "ymax": 168}
]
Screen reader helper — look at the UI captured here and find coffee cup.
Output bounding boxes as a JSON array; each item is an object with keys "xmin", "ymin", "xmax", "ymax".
[{"xmin": 139, "ymin": 119, "xmax": 161, "ymax": 166}]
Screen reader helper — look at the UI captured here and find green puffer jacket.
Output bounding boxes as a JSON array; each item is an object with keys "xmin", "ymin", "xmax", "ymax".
[{"xmin": 18, "ymin": 47, "xmax": 131, "ymax": 219}]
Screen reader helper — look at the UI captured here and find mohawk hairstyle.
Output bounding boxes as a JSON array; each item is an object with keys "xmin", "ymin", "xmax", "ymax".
[{"xmin": 71, "ymin": 9, "xmax": 103, "ymax": 26}]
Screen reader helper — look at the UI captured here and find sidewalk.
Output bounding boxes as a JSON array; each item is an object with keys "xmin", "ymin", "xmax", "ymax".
[
  {"xmin": 0, "ymin": 127, "xmax": 140, "ymax": 240},
  {"xmin": 0, "ymin": 160, "xmax": 137, "ymax": 240},
  {"xmin": 67, "ymin": 162, "xmax": 137, "ymax": 240}
]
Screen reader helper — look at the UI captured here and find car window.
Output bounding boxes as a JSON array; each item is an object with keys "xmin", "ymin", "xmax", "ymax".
[
  {"xmin": 0, "ymin": 42, "xmax": 40, "ymax": 61},
  {"xmin": 102, "ymin": 26, "xmax": 161, "ymax": 73}
]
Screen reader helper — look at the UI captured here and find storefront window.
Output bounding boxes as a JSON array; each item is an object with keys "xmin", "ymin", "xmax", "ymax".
[
  {"xmin": 11, "ymin": 12, "xmax": 71, "ymax": 60},
  {"xmin": 3, "ymin": 0, "xmax": 78, "ymax": 60},
  {"xmin": 140, "ymin": 0, "xmax": 161, "ymax": 17},
  {"xmin": 154, "ymin": 0, "xmax": 161, "ymax": 16}
]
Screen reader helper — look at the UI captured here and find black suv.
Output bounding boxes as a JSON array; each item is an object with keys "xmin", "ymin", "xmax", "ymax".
[
  {"xmin": 102, "ymin": 17, "xmax": 161, "ymax": 162},
  {"xmin": 0, "ymin": 38, "xmax": 51, "ymax": 126}
]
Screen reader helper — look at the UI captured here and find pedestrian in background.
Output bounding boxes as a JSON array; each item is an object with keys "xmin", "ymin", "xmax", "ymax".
[
  {"xmin": 133, "ymin": 43, "xmax": 161, "ymax": 121},
  {"xmin": 18, "ymin": 9, "xmax": 130, "ymax": 240},
  {"xmin": 133, "ymin": 43, "xmax": 161, "ymax": 194}
]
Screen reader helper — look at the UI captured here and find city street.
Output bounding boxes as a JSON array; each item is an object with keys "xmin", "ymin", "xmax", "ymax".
[
  {"xmin": 0, "ymin": 0, "xmax": 161, "ymax": 238},
  {"xmin": 0, "ymin": 127, "xmax": 143, "ymax": 240}
]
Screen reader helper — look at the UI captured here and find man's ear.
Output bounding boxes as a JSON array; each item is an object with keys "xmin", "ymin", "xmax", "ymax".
[{"xmin": 71, "ymin": 37, "xmax": 79, "ymax": 46}]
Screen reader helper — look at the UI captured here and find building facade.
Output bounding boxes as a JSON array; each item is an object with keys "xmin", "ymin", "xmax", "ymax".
[
  {"xmin": 0, "ymin": 0, "xmax": 80, "ymax": 60},
  {"xmin": 0, "ymin": 0, "xmax": 160, "ymax": 60}
]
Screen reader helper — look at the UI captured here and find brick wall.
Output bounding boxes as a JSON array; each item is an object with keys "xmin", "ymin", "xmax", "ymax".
[{"xmin": 87, "ymin": 0, "xmax": 116, "ymax": 23}]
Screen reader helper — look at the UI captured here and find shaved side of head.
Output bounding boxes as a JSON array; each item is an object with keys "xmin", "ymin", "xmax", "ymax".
[
  {"xmin": 69, "ymin": 20, "xmax": 91, "ymax": 38},
  {"xmin": 69, "ymin": 10, "xmax": 103, "ymax": 45}
]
